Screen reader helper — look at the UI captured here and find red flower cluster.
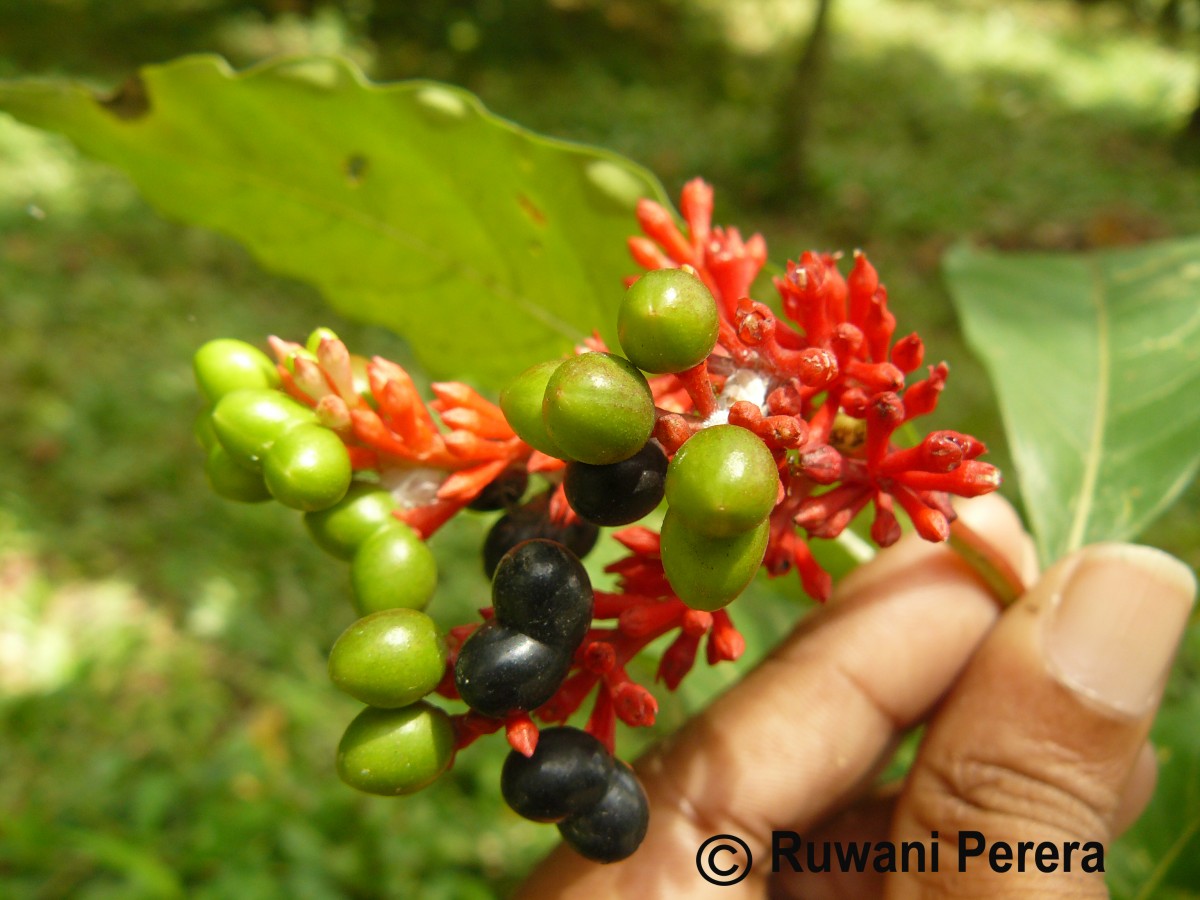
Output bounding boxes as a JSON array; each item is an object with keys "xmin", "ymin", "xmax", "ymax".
[
  {"xmin": 265, "ymin": 178, "xmax": 1000, "ymax": 756},
  {"xmin": 267, "ymin": 334, "xmax": 537, "ymax": 537},
  {"xmin": 630, "ymin": 179, "xmax": 1000, "ymax": 603}
]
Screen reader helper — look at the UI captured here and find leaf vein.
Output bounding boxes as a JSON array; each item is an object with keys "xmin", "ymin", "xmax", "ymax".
[{"xmin": 1066, "ymin": 260, "xmax": 1110, "ymax": 554}]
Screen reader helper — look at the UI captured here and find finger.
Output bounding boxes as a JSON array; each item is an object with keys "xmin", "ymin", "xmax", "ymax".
[
  {"xmin": 888, "ymin": 543, "xmax": 1195, "ymax": 898},
  {"xmin": 768, "ymin": 739, "xmax": 1156, "ymax": 900},
  {"xmin": 768, "ymin": 790, "xmax": 897, "ymax": 900},
  {"xmin": 1112, "ymin": 741, "xmax": 1157, "ymax": 836},
  {"xmin": 519, "ymin": 494, "xmax": 1032, "ymax": 898}
]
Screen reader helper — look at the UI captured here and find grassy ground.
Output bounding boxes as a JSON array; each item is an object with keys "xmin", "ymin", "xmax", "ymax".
[{"xmin": 1, "ymin": 1, "xmax": 1198, "ymax": 896}]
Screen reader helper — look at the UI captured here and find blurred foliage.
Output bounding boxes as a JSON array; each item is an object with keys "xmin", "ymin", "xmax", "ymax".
[
  {"xmin": 1, "ymin": 0, "xmax": 1198, "ymax": 896},
  {"xmin": 1076, "ymin": 0, "xmax": 1200, "ymax": 35}
]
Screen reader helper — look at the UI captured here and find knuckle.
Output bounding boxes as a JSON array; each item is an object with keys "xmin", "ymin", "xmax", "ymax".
[{"xmin": 910, "ymin": 734, "xmax": 1115, "ymax": 841}]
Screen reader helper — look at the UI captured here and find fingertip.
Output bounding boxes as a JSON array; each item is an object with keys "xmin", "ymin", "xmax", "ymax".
[
  {"xmin": 1044, "ymin": 542, "xmax": 1195, "ymax": 717},
  {"xmin": 1112, "ymin": 741, "xmax": 1158, "ymax": 836}
]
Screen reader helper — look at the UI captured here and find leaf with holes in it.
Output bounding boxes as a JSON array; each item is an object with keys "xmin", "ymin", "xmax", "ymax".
[
  {"xmin": 944, "ymin": 238, "xmax": 1200, "ymax": 565},
  {"xmin": 0, "ymin": 56, "xmax": 670, "ymax": 389}
]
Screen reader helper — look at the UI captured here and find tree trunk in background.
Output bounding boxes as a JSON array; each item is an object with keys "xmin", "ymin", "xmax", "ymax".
[
  {"xmin": 1179, "ymin": 75, "xmax": 1200, "ymax": 163},
  {"xmin": 1158, "ymin": 0, "xmax": 1185, "ymax": 36},
  {"xmin": 1149, "ymin": 0, "xmax": 1200, "ymax": 162},
  {"xmin": 767, "ymin": 0, "xmax": 834, "ymax": 204}
]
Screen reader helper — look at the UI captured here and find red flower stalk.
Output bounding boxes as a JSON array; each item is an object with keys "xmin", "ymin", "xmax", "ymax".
[{"xmin": 505, "ymin": 712, "xmax": 540, "ymax": 757}]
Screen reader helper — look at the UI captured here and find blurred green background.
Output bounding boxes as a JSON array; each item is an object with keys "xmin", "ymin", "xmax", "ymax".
[{"xmin": 1, "ymin": 0, "xmax": 1199, "ymax": 897}]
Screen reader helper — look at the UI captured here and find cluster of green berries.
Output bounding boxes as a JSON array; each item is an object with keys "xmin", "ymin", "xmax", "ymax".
[
  {"xmin": 194, "ymin": 335, "xmax": 453, "ymax": 795},
  {"xmin": 193, "ymin": 334, "xmax": 652, "ymax": 860},
  {"xmin": 502, "ymin": 267, "xmax": 777, "ymax": 610},
  {"xmin": 190, "ymin": 263, "xmax": 791, "ymax": 863},
  {"xmin": 195, "ymin": 339, "xmax": 350, "ymax": 511}
]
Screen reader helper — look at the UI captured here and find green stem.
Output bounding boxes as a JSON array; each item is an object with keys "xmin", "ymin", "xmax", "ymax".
[{"xmin": 948, "ymin": 516, "xmax": 1026, "ymax": 606}]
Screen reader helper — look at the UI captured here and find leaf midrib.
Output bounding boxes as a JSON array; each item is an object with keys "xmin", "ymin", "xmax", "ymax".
[
  {"xmin": 1065, "ymin": 258, "xmax": 1110, "ymax": 554},
  {"xmin": 1131, "ymin": 807, "xmax": 1200, "ymax": 900}
]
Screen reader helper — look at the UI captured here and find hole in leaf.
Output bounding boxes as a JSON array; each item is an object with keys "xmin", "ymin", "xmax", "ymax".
[
  {"xmin": 414, "ymin": 85, "xmax": 468, "ymax": 123},
  {"xmin": 344, "ymin": 154, "xmax": 369, "ymax": 186},
  {"xmin": 98, "ymin": 76, "xmax": 150, "ymax": 120}
]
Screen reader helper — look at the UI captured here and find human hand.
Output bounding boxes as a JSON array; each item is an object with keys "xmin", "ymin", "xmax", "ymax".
[{"xmin": 518, "ymin": 494, "xmax": 1196, "ymax": 898}]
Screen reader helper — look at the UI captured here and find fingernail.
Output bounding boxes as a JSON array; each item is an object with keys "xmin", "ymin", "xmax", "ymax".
[{"xmin": 1046, "ymin": 544, "xmax": 1196, "ymax": 716}]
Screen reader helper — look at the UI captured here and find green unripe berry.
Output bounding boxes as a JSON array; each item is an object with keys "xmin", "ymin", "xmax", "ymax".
[
  {"xmin": 618, "ymin": 269, "xmax": 720, "ymax": 374},
  {"xmin": 262, "ymin": 424, "xmax": 352, "ymax": 511},
  {"xmin": 304, "ymin": 482, "xmax": 398, "ymax": 560},
  {"xmin": 336, "ymin": 702, "xmax": 454, "ymax": 796},
  {"xmin": 351, "ymin": 523, "xmax": 438, "ymax": 615},
  {"xmin": 666, "ymin": 424, "xmax": 779, "ymax": 537},
  {"xmin": 211, "ymin": 388, "xmax": 317, "ymax": 471},
  {"xmin": 205, "ymin": 444, "xmax": 271, "ymax": 503},
  {"xmin": 659, "ymin": 510, "xmax": 770, "ymax": 611},
  {"xmin": 328, "ymin": 609, "xmax": 446, "ymax": 708},
  {"xmin": 500, "ymin": 360, "xmax": 570, "ymax": 458},
  {"xmin": 193, "ymin": 339, "xmax": 280, "ymax": 404},
  {"xmin": 194, "ymin": 408, "xmax": 218, "ymax": 452},
  {"xmin": 543, "ymin": 352, "xmax": 655, "ymax": 465}
]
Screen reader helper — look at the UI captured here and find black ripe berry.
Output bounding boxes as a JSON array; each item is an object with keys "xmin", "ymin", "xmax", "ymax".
[
  {"xmin": 557, "ymin": 759, "xmax": 650, "ymax": 863},
  {"xmin": 564, "ymin": 441, "xmax": 668, "ymax": 527},
  {"xmin": 483, "ymin": 490, "xmax": 598, "ymax": 578},
  {"xmin": 457, "ymin": 538, "xmax": 594, "ymax": 720},
  {"xmin": 453, "ymin": 621, "xmax": 571, "ymax": 719},
  {"xmin": 491, "ymin": 539, "xmax": 593, "ymax": 649},
  {"xmin": 500, "ymin": 727, "xmax": 615, "ymax": 822},
  {"xmin": 500, "ymin": 724, "xmax": 651, "ymax": 861},
  {"xmin": 467, "ymin": 466, "xmax": 529, "ymax": 511}
]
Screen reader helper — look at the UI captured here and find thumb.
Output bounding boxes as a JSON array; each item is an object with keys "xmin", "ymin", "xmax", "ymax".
[{"xmin": 890, "ymin": 543, "xmax": 1196, "ymax": 898}]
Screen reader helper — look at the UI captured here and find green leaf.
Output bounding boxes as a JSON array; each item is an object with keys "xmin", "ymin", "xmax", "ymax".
[
  {"xmin": 944, "ymin": 239, "xmax": 1200, "ymax": 565},
  {"xmin": 0, "ymin": 55, "xmax": 670, "ymax": 390},
  {"xmin": 1109, "ymin": 630, "xmax": 1200, "ymax": 900}
]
